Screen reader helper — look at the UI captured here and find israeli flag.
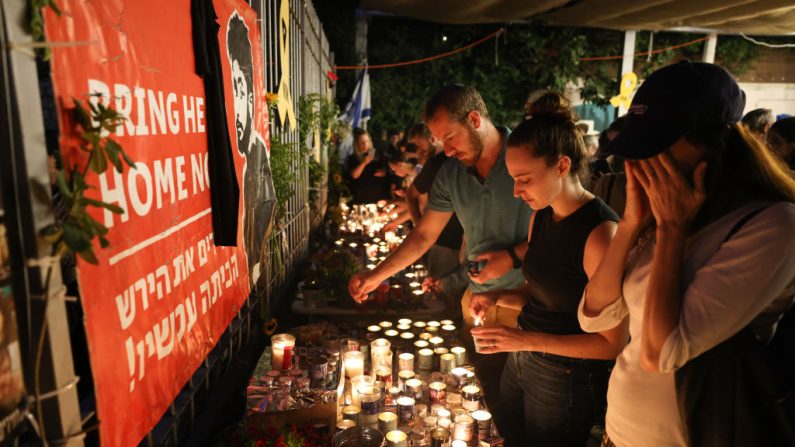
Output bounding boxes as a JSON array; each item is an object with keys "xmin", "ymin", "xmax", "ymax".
[{"xmin": 340, "ymin": 70, "xmax": 371, "ymax": 129}]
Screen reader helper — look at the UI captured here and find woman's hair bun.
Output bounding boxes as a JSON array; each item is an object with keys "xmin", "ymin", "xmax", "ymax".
[{"xmin": 527, "ymin": 91, "xmax": 577, "ymax": 122}]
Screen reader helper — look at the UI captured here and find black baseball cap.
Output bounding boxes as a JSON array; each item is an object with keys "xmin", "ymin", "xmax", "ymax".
[{"xmin": 604, "ymin": 60, "xmax": 746, "ymax": 160}]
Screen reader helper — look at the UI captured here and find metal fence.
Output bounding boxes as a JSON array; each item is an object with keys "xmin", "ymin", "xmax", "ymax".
[{"xmin": 259, "ymin": 0, "xmax": 333, "ymax": 292}]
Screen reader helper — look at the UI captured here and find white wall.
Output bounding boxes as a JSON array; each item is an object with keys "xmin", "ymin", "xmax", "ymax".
[{"xmin": 739, "ymin": 82, "xmax": 795, "ymax": 117}]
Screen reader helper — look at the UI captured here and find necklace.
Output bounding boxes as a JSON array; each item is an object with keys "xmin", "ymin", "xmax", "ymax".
[{"xmin": 578, "ymin": 188, "xmax": 587, "ymax": 203}]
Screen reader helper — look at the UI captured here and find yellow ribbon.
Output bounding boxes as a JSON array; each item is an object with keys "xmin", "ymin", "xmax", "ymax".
[
  {"xmin": 276, "ymin": 0, "xmax": 296, "ymax": 129},
  {"xmin": 610, "ymin": 72, "xmax": 638, "ymax": 109}
]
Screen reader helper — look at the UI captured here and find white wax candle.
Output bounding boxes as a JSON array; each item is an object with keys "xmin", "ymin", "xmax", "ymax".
[
  {"xmin": 343, "ymin": 351, "xmax": 365, "ymax": 378},
  {"xmin": 398, "ymin": 353, "xmax": 414, "ymax": 372}
]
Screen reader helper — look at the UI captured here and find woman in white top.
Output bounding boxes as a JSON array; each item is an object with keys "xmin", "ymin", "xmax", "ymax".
[{"xmin": 579, "ymin": 60, "xmax": 795, "ymax": 446}]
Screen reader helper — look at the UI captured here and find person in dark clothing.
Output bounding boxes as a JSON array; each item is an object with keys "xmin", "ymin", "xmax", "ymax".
[
  {"xmin": 404, "ymin": 122, "xmax": 467, "ymax": 306},
  {"xmin": 226, "ymin": 12, "xmax": 276, "ymax": 285},
  {"xmin": 768, "ymin": 117, "xmax": 795, "ymax": 170},
  {"xmin": 345, "ymin": 128, "xmax": 391, "ymax": 204},
  {"xmin": 742, "ymin": 108, "xmax": 774, "ymax": 140},
  {"xmin": 470, "ymin": 96, "xmax": 627, "ymax": 447}
]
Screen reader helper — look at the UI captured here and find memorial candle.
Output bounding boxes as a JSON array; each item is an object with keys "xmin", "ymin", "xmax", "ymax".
[
  {"xmin": 418, "ymin": 348, "xmax": 434, "ymax": 370},
  {"xmin": 385, "ymin": 430, "xmax": 408, "ymax": 447},
  {"xmin": 398, "ymin": 352, "xmax": 414, "ymax": 372},
  {"xmin": 270, "ymin": 334, "xmax": 295, "ymax": 371},
  {"xmin": 378, "ymin": 411, "xmax": 398, "ymax": 433},
  {"xmin": 343, "ymin": 351, "xmax": 364, "ymax": 378},
  {"xmin": 450, "ymin": 346, "xmax": 467, "ymax": 366}
]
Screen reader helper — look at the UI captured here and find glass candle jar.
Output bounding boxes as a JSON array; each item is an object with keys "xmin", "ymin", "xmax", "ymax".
[
  {"xmin": 350, "ymin": 375, "xmax": 374, "ymax": 408},
  {"xmin": 429, "ymin": 382, "xmax": 446, "ymax": 405},
  {"xmin": 439, "ymin": 353, "xmax": 456, "ymax": 374},
  {"xmin": 471, "ymin": 409, "xmax": 492, "ymax": 441},
  {"xmin": 378, "ymin": 411, "xmax": 398, "ymax": 434},
  {"xmin": 385, "ymin": 429, "xmax": 408, "ymax": 447},
  {"xmin": 270, "ymin": 334, "xmax": 296, "ymax": 371},
  {"xmin": 358, "ymin": 384, "xmax": 381, "ymax": 427},
  {"xmin": 450, "ymin": 346, "xmax": 467, "ymax": 367},
  {"xmin": 398, "ymin": 352, "xmax": 414, "ymax": 372},
  {"xmin": 417, "ymin": 348, "xmax": 434, "ymax": 370},
  {"xmin": 404, "ymin": 378, "xmax": 423, "ymax": 402},
  {"xmin": 343, "ymin": 351, "xmax": 365, "ymax": 379},
  {"xmin": 453, "ymin": 414, "xmax": 475, "ymax": 443},
  {"xmin": 461, "ymin": 385, "xmax": 481, "ymax": 411},
  {"xmin": 342, "ymin": 405, "xmax": 361, "ymax": 424},
  {"xmin": 396, "ymin": 396, "xmax": 416, "ymax": 426}
]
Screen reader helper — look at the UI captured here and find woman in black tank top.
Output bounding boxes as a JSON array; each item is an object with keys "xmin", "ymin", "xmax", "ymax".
[{"xmin": 470, "ymin": 93, "xmax": 628, "ymax": 447}]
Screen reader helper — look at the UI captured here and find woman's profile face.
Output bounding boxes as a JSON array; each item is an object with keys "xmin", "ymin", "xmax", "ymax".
[{"xmin": 506, "ymin": 144, "xmax": 566, "ymax": 210}]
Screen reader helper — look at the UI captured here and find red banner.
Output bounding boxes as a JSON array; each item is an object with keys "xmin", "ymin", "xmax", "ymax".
[{"xmin": 44, "ymin": 1, "xmax": 273, "ymax": 445}]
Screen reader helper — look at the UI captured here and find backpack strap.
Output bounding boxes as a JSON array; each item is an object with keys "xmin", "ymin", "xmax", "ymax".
[{"xmin": 721, "ymin": 205, "xmax": 772, "ymax": 244}]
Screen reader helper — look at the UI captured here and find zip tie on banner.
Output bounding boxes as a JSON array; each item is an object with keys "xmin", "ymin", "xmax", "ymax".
[
  {"xmin": 27, "ymin": 376, "xmax": 81, "ymax": 403},
  {"xmin": 26, "ymin": 255, "xmax": 62, "ymax": 269},
  {"xmin": 30, "ymin": 285, "xmax": 73, "ymax": 302}
]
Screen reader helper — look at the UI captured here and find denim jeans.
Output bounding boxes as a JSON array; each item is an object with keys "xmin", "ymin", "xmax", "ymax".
[{"xmin": 493, "ymin": 351, "xmax": 612, "ymax": 447}]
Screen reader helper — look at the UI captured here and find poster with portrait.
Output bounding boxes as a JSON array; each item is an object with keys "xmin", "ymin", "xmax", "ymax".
[{"xmin": 43, "ymin": 0, "xmax": 275, "ymax": 445}]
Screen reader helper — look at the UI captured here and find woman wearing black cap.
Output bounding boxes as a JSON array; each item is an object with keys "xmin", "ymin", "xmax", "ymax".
[{"xmin": 579, "ymin": 61, "xmax": 795, "ymax": 446}]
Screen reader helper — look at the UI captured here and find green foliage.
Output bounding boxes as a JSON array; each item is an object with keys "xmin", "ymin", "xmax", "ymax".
[
  {"xmin": 27, "ymin": 0, "xmax": 61, "ymax": 60},
  {"xmin": 308, "ymin": 158, "xmax": 325, "ymax": 189},
  {"xmin": 46, "ymin": 99, "xmax": 135, "ymax": 264},
  {"xmin": 316, "ymin": 7, "xmax": 766, "ymax": 133},
  {"xmin": 297, "ymin": 94, "xmax": 339, "ymax": 199},
  {"xmin": 268, "ymin": 132, "xmax": 299, "ymax": 221}
]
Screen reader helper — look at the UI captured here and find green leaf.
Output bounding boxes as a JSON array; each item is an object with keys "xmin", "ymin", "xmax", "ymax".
[
  {"xmin": 48, "ymin": 1, "xmax": 62, "ymax": 16},
  {"xmin": 87, "ymin": 99, "xmax": 99, "ymax": 115},
  {"xmin": 81, "ymin": 196, "xmax": 124, "ymax": 214},
  {"xmin": 77, "ymin": 248, "xmax": 98, "ymax": 265},
  {"xmin": 55, "ymin": 170, "xmax": 73, "ymax": 199},
  {"xmin": 63, "ymin": 220, "xmax": 92, "ymax": 252},
  {"xmin": 73, "ymin": 100, "xmax": 92, "ymax": 128},
  {"xmin": 99, "ymin": 236, "xmax": 110, "ymax": 249},
  {"xmin": 120, "ymin": 147, "xmax": 136, "ymax": 169},
  {"xmin": 87, "ymin": 149, "xmax": 102, "ymax": 174},
  {"xmin": 105, "ymin": 139, "xmax": 124, "ymax": 172},
  {"xmin": 72, "ymin": 171, "xmax": 88, "ymax": 192}
]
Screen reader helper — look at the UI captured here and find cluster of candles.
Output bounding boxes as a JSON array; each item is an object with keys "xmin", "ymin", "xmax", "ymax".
[
  {"xmin": 337, "ymin": 202, "xmax": 400, "ymax": 237},
  {"xmin": 335, "ymin": 233, "xmax": 430, "ymax": 302},
  {"xmin": 264, "ymin": 333, "xmax": 341, "ymax": 388},
  {"xmin": 336, "ymin": 319, "xmax": 500, "ymax": 446},
  {"xmin": 248, "ymin": 334, "xmax": 342, "ymax": 413}
]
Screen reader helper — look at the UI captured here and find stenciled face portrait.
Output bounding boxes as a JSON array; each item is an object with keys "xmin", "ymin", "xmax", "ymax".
[
  {"xmin": 231, "ymin": 59, "xmax": 252, "ymax": 154},
  {"xmin": 226, "ymin": 12, "xmax": 254, "ymax": 156}
]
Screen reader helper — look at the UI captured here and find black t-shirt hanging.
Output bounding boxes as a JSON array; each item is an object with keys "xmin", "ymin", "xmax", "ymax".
[{"xmin": 191, "ymin": 0, "xmax": 240, "ymax": 246}]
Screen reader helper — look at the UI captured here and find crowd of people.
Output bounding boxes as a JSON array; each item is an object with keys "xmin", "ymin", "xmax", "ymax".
[{"xmin": 341, "ymin": 60, "xmax": 795, "ymax": 447}]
